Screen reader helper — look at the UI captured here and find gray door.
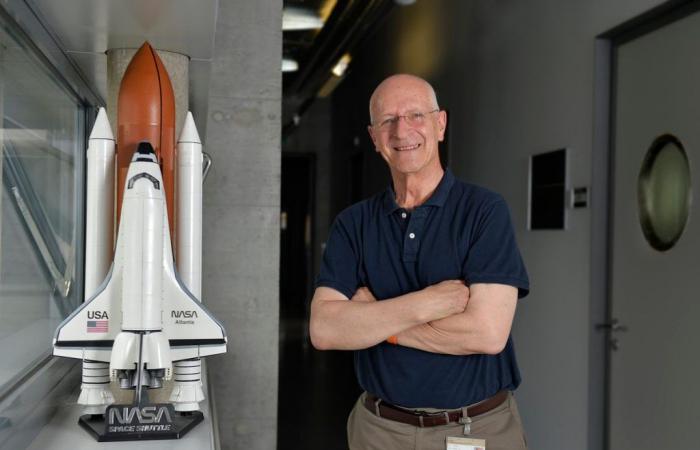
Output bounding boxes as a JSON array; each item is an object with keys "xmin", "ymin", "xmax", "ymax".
[{"xmin": 610, "ymin": 11, "xmax": 700, "ymax": 450}]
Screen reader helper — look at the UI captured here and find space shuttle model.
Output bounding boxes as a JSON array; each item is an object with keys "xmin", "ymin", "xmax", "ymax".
[{"xmin": 53, "ymin": 43, "xmax": 226, "ymax": 439}]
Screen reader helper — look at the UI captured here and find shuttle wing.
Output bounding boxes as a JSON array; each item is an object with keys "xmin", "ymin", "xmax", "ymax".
[
  {"xmin": 53, "ymin": 267, "xmax": 120, "ymax": 362},
  {"xmin": 53, "ymin": 263, "xmax": 227, "ymax": 363},
  {"xmin": 162, "ymin": 265, "xmax": 228, "ymax": 361}
]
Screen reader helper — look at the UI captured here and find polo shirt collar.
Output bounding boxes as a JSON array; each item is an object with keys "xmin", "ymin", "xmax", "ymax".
[{"xmin": 382, "ymin": 169, "xmax": 455, "ymax": 215}]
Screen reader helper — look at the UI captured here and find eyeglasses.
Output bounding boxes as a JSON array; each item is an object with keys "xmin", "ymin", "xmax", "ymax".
[{"xmin": 372, "ymin": 109, "xmax": 439, "ymax": 130}]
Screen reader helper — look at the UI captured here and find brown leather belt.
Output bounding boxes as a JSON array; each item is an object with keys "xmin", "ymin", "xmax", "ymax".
[{"xmin": 363, "ymin": 390, "xmax": 508, "ymax": 428}]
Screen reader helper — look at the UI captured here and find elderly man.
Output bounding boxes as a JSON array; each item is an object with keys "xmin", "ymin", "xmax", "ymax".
[{"xmin": 310, "ymin": 74, "xmax": 529, "ymax": 450}]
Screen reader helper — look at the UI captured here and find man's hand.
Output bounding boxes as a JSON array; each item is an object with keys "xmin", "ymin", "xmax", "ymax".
[
  {"xmin": 351, "ymin": 287, "xmax": 377, "ymax": 303},
  {"xmin": 422, "ymin": 280, "xmax": 470, "ymax": 319}
]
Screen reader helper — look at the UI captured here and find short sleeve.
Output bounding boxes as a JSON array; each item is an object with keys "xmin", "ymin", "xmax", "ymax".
[
  {"xmin": 463, "ymin": 200, "xmax": 529, "ymax": 298},
  {"xmin": 315, "ymin": 215, "xmax": 361, "ymax": 299}
]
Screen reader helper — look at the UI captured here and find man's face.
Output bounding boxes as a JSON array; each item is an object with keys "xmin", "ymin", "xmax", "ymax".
[{"xmin": 368, "ymin": 78, "xmax": 446, "ymax": 177}]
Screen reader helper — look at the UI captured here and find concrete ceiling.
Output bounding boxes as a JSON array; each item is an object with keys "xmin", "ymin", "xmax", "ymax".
[{"xmin": 27, "ymin": 0, "xmax": 218, "ymax": 125}]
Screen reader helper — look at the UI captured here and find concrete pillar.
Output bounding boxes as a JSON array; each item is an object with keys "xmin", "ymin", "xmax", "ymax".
[
  {"xmin": 203, "ymin": 1, "xmax": 281, "ymax": 448},
  {"xmin": 106, "ymin": 48, "xmax": 189, "ymax": 139}
]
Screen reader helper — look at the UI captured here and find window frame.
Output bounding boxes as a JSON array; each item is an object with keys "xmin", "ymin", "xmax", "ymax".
[{"xmin": 0, "ymin": 2, "xmax": 100, "ymax": 447}]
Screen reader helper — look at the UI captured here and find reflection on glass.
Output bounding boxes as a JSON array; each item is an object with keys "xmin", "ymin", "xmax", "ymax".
[
  {"xmin": 638, "ymin": 134, "xmax": 692, "ymax": 252},
  {"xmin": 0, "ymin": 14, "xmax": 84, "ymax": 395}
]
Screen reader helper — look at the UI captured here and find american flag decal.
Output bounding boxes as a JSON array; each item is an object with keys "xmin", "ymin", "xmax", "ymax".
[{"xmin": 87, "ymin": 320, "xmax": 108, "ymax": 333}]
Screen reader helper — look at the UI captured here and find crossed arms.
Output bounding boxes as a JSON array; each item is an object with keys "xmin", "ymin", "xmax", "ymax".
[{"xmin": 309, "ymin": 281, "xmax": 517, "ymax": 356}]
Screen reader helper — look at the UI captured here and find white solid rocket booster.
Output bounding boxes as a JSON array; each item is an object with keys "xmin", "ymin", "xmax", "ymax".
[
  {"xmin": 176, "ymin": 111, "xmax": 203, "ymax": 298},
  {"xmin": 84, "ymin": 107, "xmax": 115, "ymax": 296},
  {"xmin": 80, "ymin": 107, "xmax": 115, "ymax": 414},
  {"xmin": 171, "ymin": 111, "xmax": 205, "ymax": 412}
]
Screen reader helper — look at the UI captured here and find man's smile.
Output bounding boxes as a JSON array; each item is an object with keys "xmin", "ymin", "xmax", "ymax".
[{"xmin": 393, "ymin": 143, "xmax": 421, "ymax": 151}]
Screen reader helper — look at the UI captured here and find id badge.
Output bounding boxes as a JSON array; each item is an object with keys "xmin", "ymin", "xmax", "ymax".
[{"xmin": 446, "ymin": 436, "xmax": 486, "ymax": 450}]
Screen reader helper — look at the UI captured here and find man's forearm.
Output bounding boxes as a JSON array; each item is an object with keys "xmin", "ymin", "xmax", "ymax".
[
  {"xmin": 309, "ymin": 281, "xmax": 469, "ymax": 351},
  {"xmin": 311, "ymin": 291, "xmax": 434, "ymax": 350},
  {"xmin": 395, "ymin": 284, "xmax": 518, "ymax": 356},
  {"xmin": 395, "ymin": 313, "xmax": 489, "ymax": 356}
]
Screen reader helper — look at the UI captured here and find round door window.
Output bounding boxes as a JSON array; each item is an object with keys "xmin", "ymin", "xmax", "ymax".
[{"xmin": 638, "ymin": 134, "xmax": 692, "ymax": 251}]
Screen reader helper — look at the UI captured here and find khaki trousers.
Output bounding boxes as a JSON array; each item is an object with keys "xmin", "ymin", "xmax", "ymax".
[{"xmin": 347, "ymin": 392, "xmax": 528, "ymax": 450}]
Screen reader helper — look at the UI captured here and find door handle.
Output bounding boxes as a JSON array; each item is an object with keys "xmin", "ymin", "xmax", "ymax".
[
  {"xmin": 596, "ymin": 318, "xmax": 628, "ymax": 351},
  {"xmin": 595, "ymin": 318, "xmax": 628, "ymax": 333}
]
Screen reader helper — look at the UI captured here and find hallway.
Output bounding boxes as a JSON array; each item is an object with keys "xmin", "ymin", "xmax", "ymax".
[{"xmin": 278, "ymin": 318, "xmax": 361, "ymax": 450}]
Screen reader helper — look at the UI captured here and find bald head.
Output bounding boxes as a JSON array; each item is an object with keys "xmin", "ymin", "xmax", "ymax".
[{"xmin": 369, "ymin": 74, "xmax": 439, "ymax": 124}]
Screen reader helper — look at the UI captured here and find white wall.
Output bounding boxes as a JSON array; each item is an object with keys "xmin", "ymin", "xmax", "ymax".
[{"xmin": 446, "ymin": 1, "xmax": 664, "ymax": 449}]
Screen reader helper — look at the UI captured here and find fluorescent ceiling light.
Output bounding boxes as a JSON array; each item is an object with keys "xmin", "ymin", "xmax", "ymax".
[
  {"xmin": 319, "ymin": 0, "xmax": 338, "ymax": 23},
  {"xmin": 283, "ymin": 6, "xmax": 324, "ymax": 31},
  {"xmin": 331, "ymin": 53, "xmax": 352, "ymax": 77},
  {"xmin": 282, "ymin": 58, "xmax": 299, "ymax": 72}
]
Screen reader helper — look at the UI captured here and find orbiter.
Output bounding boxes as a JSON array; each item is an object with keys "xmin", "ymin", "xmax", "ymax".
[{"xmin": 52, "ymin": 43, "xmax": 226, "ymax": 423}]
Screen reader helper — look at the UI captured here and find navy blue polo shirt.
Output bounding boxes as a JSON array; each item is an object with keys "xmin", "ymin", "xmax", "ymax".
[{"xmin": 316, "ymin": 169, "xmax": 529, "ymax": 408}]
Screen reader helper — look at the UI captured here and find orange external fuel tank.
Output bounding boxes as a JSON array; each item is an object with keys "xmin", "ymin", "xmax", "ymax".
[{"xmin": 117, "ymin": 42, "xmax": 177, "ymax": 243}]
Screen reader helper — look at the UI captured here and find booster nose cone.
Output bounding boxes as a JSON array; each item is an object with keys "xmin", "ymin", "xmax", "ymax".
[
  {"xmin": 178, "ymin": 112, "xmax": 202, "ymax": 144},
  {"xmin": 89, "ymin": 107, "xmax": 114, "ymax": 141}
]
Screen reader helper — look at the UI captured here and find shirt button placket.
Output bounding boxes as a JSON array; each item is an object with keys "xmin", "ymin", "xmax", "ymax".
[{"xmin": 403, "ymin": 208, "xmax": 428, "ymax": 262}]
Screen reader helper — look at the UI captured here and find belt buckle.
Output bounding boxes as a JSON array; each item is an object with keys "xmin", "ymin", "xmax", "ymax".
[{"xmin": 417, "ymin": 410, "xmax": 451, "ymax": 427}]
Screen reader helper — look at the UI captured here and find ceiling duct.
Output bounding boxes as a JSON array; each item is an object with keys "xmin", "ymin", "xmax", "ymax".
[{"xmin": 283, "ymin": 0, "xmax": 394, "ymax": 132}]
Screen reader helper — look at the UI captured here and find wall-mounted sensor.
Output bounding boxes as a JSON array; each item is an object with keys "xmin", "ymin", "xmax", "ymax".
[{"xmin": 572, "ymin": 187, "xmax": 589, "ymax": 208}]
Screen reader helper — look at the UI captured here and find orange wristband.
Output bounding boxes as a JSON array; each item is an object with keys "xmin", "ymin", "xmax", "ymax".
[{"xmin": 387, "ymin": 335, "xmax": 398, "ymax": 345}]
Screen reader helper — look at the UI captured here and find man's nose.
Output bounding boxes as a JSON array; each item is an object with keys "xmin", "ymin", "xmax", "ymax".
[{"xmin": 391, "ymin": 116, "xmax": 411, "ymax": 137}]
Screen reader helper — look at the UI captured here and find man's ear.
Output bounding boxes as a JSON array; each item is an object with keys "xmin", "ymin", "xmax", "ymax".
[{"xmin": 437, "ymin": 110, "xmax": 447, "ymax": 142}]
